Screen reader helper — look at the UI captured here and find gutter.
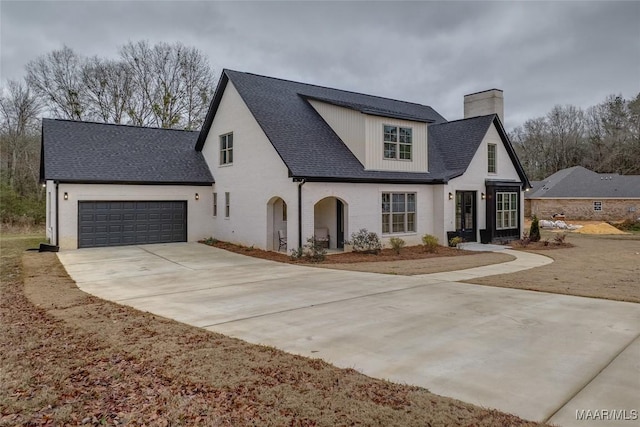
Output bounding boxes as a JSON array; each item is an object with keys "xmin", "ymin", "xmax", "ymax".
[
  {"xmin": 291, "ymin": 176, "xmax": 447, "ymax": 185},
  {"xmin": 55, "ymin": 181, "xmax": 60, "ymax": 248}
]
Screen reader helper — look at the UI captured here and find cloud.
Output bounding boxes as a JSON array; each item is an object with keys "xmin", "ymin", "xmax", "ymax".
[{"xmin": 1, "ymin": 0, "xmax": 638, "ymax": 130}]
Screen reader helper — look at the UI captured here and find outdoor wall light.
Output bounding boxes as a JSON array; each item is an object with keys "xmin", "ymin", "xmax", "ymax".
[
  {"xmin": 448, "ymin": 192, "xmax": 453, "ymax": 200},
  {"xmin": 195, "ymin": 193, "xmax": 200, "ymax": 201},
  {"xmin": 64, "ymin": 192, "xmax": 68, "ymax": 200},
  {"xmin": 481, "ymin": 192, "xmax": 486, "ymax": 200}
]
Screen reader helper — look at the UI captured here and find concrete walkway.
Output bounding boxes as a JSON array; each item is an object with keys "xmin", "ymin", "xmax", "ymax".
[{"xmin": 58, "ymin": 243, "xmax": 640, "ymax": 426}]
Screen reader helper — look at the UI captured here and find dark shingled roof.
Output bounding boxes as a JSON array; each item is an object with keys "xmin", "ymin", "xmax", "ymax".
[
  {"xmin": 196, "ymin": 70, "xmax": 529, "ymax": 185},
  {"xmin": 526, "ymin": 166, "xmax": 640, "ymax": 198},
  {"xmin": 41, "ymin": 119, "xmax": 214, "ymax": 185},
  {"xmin": 428, "ymin": 115, "xmax": 496, "ymax": 177}
]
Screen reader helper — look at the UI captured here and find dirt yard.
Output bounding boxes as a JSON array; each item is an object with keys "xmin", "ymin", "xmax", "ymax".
[
  {"xmin": 1, "ymin": 235, "xmax": 545, "ymax": 426},
  {"xmin": 466, "ymin": 231, "xmax": 640, "ymax": 303}
]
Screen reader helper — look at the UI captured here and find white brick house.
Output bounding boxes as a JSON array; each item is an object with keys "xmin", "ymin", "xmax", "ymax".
[{"xmin": 41, "ymin": 70, "xmax": 530, "ymax": 250}]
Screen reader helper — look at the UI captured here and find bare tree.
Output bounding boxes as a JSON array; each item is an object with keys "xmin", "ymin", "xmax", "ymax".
[
  {"xmin": 546, "ymin": 104, "xmax": 586, "ymax": 172},
  {"xmin": 0, "ymin": 80, "xmax": 42, "ymax": 195},
  {"xmin": 120, "ymin": 41, "xmax": 215, "ymax": 129},
  {"xmin": 23, "ymin": 42, "xmax": 216, "ymax": 129},
  {"xmin": 513, "ymin": 93, "xmax": 640, "ymax": 179},
  {"xmin": 82, "ymin": 57, "xmax": 132, "ymax": 124},
  {"xmin": 25, "ymin": 45, "xmax": 87, "ymax": 120}
]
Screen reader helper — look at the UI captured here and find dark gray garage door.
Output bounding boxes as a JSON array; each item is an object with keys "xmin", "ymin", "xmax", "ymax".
[{"xmin": 78, "ymin": 201, "xmax": 187, "ymax": 248}]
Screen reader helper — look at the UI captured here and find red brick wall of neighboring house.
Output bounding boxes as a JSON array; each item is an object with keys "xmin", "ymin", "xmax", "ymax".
[{"xmin": 525, "ymin": 199, "xmax": 640, "ymax": 221}]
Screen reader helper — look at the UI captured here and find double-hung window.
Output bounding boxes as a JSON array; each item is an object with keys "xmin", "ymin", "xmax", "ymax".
[
  {"xmin": 220, "ymin": 133, "xmax": 233, "ymax": 165},
  {"xmin": 488, "ymin": 144, "xmax": 497, "ymax": 173},
  {"xmin": 382, "ymin": 192, "xmax": 416, "ymax": 234},
  {"xmin": 383, "ymin": 125, "xmax": 412, "ymax": 160},
  {"xmin": 496, "ymin": 192, "xmax": 518, "ymax": 229}
]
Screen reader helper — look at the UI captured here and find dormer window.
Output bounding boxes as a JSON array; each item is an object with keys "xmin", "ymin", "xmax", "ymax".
[{"xmin": 383, "ymin": 125, "xmax": 412, "ymax": 160}]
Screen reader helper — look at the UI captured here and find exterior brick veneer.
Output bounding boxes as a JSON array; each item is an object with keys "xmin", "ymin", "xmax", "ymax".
[{"xmin": 525, "ymin": 199, "xmax": 640, "ymax": 221}]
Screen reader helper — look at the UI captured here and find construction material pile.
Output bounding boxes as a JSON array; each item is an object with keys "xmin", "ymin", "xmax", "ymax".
[
  {"xmin": 538, "ymin": 219, "xmax": 628, "ymax": 235},
  {"xmin": 573, "ymin": 222, "xmax": 628, "ymax": 235},
  {"xmin": 539, "ymin": 220, "xmax": 582, "ymax": 230}
]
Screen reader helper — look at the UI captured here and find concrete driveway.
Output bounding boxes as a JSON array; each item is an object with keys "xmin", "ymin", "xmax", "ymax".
[{"xmin": 58, "ymin": 243, "xmax": 640, "ymax": 426}]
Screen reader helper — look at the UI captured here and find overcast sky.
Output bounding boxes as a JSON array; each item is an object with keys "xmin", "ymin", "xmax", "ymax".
[{"xmin": 1, "ymin": 1, "xmax": 639, "ymax": 130}]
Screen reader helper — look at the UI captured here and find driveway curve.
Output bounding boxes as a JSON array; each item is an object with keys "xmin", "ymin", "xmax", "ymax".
[{"xmin": 58, "ymin": 243, "xmax": 640, "ymax": 425}]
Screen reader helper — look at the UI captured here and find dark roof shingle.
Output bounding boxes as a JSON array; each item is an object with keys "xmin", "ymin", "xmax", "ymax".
[
  {"xmin": 199, "ymin": 70, "xmax": 459, "ymax": 183},
  {"xmin": 41, "ymin": 119, "xmax": 214, "ymax": 184},
  {"xmin": 196, "ymin": 70, "xmax": 528, "ymax": 185},
  {"xmin": 526, "ymin": 166, "xmax": 640, "ymax": 198}
]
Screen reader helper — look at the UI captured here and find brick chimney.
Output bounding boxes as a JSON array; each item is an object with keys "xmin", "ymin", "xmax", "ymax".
[{"xmin": 464, "ymin": 89, "xmax": 504, "ymax": 123}]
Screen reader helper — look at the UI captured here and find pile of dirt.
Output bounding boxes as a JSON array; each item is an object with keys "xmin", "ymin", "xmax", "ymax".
[{"xmin": 572, "ymin": 222, "xmax": 628, "ymax": 235}]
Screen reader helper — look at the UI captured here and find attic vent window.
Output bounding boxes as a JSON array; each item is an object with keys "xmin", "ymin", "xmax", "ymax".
[{"xmin": 383, "ymin": 125, "xmax": 412, "ymax": 160}]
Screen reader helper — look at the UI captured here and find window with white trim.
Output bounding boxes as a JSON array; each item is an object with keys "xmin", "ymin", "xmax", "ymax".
[
  {"xmin": 213, "ymin": 192, "xmax": 217, "ymax": 217},
  {"xmin": 496, "ymin": 192, "xmax": 518, "ymax": 229},
  {"xmin": 382, "ymin": 192, "xmax": 416, "ymax": 234},
  {"xmin": 593, "ymin": 201, "xmax": 602, "ymax": 212},
  {"xmin": 488, "ymin": 143, "xmax": 497, "ymax": 173},
  {"xmin": 383, "ymin": 125, "xmax": 412, "ymax": 160},
  {"xmin": 220, "ymin": 133, "xmax": 233, "ymax": 165},
  {"xmin": 225, "ymin": 192, "xmax": 230, "ymax": 218}
]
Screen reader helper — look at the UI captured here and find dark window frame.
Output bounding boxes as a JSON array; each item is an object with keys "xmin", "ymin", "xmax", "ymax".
[
  {"xmin": 220, "ymin": 133, "xmax": 233, "ymax": 165},
  {"xmin": 382, "ymin": 192, "xmax": 416, "ymax": 234}
]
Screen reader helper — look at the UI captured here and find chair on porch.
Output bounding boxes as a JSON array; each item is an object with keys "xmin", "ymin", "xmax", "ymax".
[
  {"xmin": 277, "ymin": 229, "xmax": 287, "ymax": 251},
  {"xmin": 314, "ymin": 227, "xmax": 330, "ymax": 249}
]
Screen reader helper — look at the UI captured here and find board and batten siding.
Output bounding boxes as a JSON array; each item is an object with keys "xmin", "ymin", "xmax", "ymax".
[
  {"xmin": 307, "ymin": 99, "xmax": 366, "ymax": 164},
  {"xmin": 365, "ymin": 115, "xmax": 428, "ymax": 172},
  {"xmin": 307, "ymin": 100, "xmax": 429, "ymax": 172}
]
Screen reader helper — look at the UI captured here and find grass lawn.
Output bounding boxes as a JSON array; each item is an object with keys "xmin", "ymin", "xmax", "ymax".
[{"xmin": 1, "ymin": 233, "xmax": 545, "ymax": 426}]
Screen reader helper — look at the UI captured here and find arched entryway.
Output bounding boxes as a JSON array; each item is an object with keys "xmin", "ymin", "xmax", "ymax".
[
  {"xmin": 313, "ymin": 197, "xmax": 348, "ymax": 249},
  {"xmin": 266, "ymin": 196, "xmax": 288, "ymax": 251}
]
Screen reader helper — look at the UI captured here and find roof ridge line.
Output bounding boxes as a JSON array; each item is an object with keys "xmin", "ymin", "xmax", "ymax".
[
  {"xmin": 42, "ymin": 117, "xmax": 200, "ymax": 133},
  {"xmin": 430, "ymin": 114, "xmax": 496, "ymax": 126}
]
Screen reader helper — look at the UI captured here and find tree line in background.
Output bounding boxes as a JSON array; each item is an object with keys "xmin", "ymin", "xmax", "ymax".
[
  {"xmin": 1, "ymin": 41, "xmax": 639, "ymax": 226},
  {"xmin": 511, "ymin": 93, "xmax": 640, "ymax": 180},
  {"xmin": 1, "ymin": 41, "xmax": 217, "ymax": 226}
]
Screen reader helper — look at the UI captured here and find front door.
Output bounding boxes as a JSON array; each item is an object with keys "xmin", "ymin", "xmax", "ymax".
[{"xmin": 456, "ymin": 191, "xmax": 476, "ymax": 242}]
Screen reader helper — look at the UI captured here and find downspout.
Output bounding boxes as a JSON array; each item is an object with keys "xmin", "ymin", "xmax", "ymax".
[
  {"xmin": 297, "ymin": 179, "xmax": 306, "ymax": 248},
  {"xmin": 55, "ymin": 181, "xmax": 60, "ymax": 247}
]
